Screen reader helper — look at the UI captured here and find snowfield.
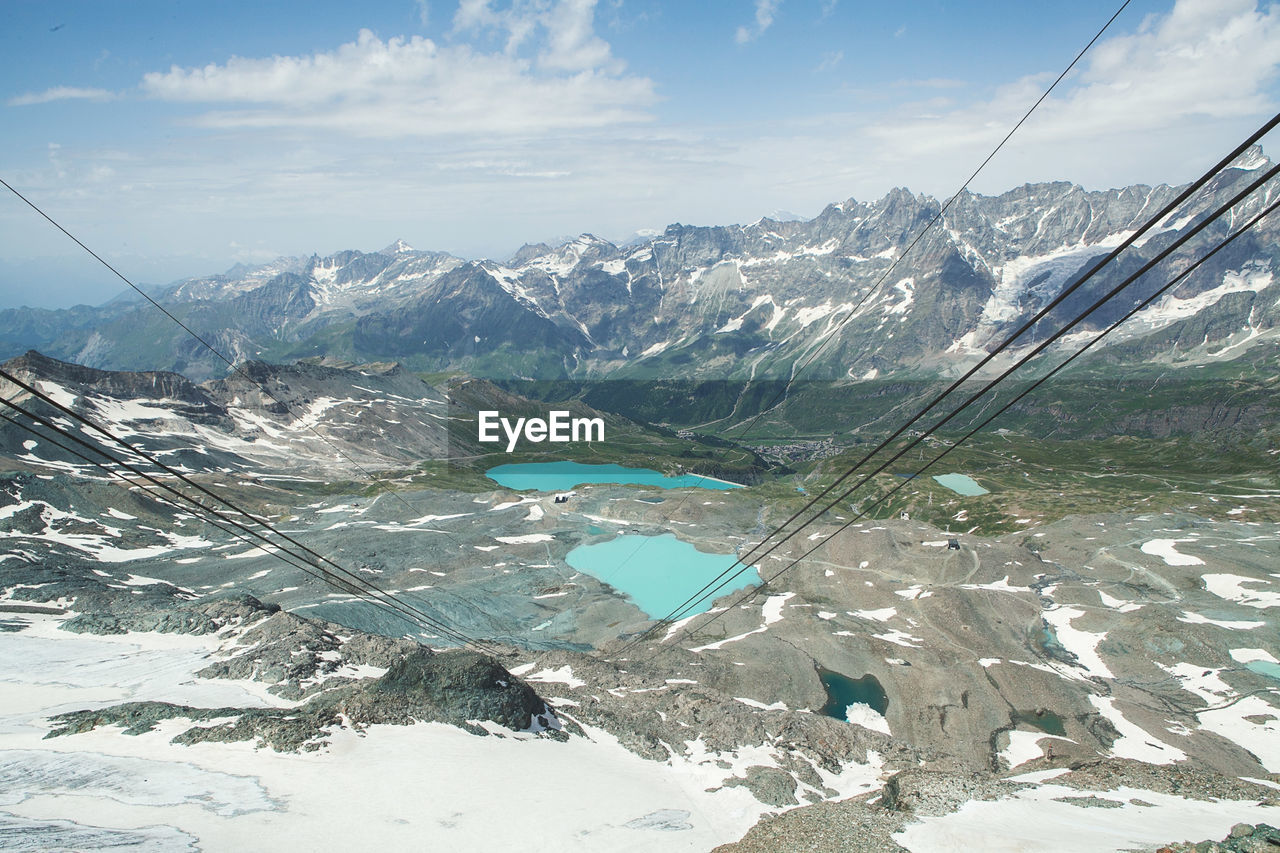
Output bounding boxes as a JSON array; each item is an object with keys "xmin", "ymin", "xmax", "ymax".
[
  {"xmin": 894, "ymin": 783, "xmax": 1272, "ymax": 853},
  {"xmin": 0, "ymin": 612, "xmax": 793, "ymax": 851}
]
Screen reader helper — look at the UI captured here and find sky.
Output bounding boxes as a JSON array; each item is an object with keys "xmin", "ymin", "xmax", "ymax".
[{"xmin": 1, "ymin": 0, "xmax": 1279, "ymax": 309}]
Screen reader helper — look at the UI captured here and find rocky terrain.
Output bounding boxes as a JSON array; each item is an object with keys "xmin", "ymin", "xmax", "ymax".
[
  {"xmin": 1158, "ymin": 823, "xmax": 1280, "ymax": 853},
  {"xmin": 2, "ymin": 487, "xmax": 1276, "ymax": 849},
  {"xmin": 2, "ymin": 354, "xmax": 1277, "ymax": 847}
]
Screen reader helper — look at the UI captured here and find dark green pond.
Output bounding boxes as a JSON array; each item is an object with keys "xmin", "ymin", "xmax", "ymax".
[
  {"xmin": 1012, "ymin": 708, "xmax": 1067, "ymax": 736},
  {"xmin": 817, "ymin": 667, "xmax": 888, "ymax": 719}
]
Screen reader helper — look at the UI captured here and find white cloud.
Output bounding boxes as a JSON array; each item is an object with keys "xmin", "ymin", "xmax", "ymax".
[
  {"xmin": 452, "ymin": 0, "xmax": 541, "ymax": 54},
  {"xmin": 452, "ymin": 0, "xmax": 501, "ymax": 32},
  {"xmin": 416, "ymin": 0, "xmax": 431, "ymax": 26},
  {"xmin": 7, "ymin": 86, "xmax": 114, "ymax": 107},
  {"xmin": 736, "ymin": 0, "xmax": 781, "ymax": 44},
  {"xmin": 141, "ymin": 17, "xmax": 651, "ymax": 138},
  {"xmin": 450, "ymin": 0, "xmax": 618, "ymax": 71},
  {"xmin": 1068, "ymin": 0, "xmax": 1279, "ymax": 122},
  {"xmin": 540, "ymin": 0, "xmax": 618, "ymax": 72},
  {"xmin": 867, "ymin": 0, "xmax": 1280, "ymax": 167},
  {"xmin": 814, "ymin": 50, "xmax": 843, "ymax": 73},
  {"xmin": 7, "ymin": 0, "xmax": 1280, "ymax": 310}
]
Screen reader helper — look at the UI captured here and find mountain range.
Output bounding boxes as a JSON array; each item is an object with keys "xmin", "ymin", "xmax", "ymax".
[{"xmin": 3, "ymin": 146, "xmax": 1276, "ymax": 384}]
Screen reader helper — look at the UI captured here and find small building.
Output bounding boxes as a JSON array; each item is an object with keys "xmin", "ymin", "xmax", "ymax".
[
  {"xmin": 553, "ymin": 493, "xmax": 571, "ymax": 504},
  {"xmin": 947, "ymin": 538, "xmax": 960, "ymax": 550}
]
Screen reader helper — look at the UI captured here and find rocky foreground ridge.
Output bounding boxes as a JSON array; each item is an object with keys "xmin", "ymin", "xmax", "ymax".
[{"xmin": 4, "ymin": 560, "xmax": 1277, "ymax": 839}]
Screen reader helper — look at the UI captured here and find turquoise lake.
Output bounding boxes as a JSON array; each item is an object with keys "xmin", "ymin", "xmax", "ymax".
[
  {"xmin": 932, "ymin": 473, "xmax": 989, "ymax": 496},
  {"xmin": 486, "ymin": 461, "xmax": 742, "ymax": 492},
  {"xmin": 1247, "ymin": 660, "xmax": 1280, "ymax": 681},
  {"xmin": 565, "ymin": 533, "xmax": 759, "ymax": 618}
]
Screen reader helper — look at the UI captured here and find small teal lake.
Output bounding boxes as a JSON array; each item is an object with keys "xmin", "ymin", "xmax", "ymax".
[
  {"xmin": 1247, "ymin": 660, "xmax": 1280, "ymax": 681},
  {"xmin": 932, "ymin": 473, "xmax": 989, "ymax": 496},
  {"xmin": 565, "ymin": 533, "xmax": 758, "ymax": 618},
  {"xmin": 486, "ymin": 461, "xmax": 742, "ymax": 492}
]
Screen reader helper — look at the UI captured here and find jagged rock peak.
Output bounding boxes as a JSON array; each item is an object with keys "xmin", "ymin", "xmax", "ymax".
[
  {"xmin": 380, "ymin": 239, "xmax": 416, "ymax": 255},
  {"xmin": 508, "ymin": 242, "xmax": 554, "ymax": 265},
  {"xmin": 1228, "ymin": 143, "xmax": 1271, "ymax": 172}
]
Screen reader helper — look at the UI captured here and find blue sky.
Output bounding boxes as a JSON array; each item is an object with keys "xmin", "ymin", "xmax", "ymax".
[{"xmin": 2, "ymin": 0, "xmax": 1279, "ymax": 308}]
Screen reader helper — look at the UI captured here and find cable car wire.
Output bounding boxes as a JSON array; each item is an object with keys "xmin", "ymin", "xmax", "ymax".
[
  {"xmin": 0, "ymin": 175, "xmax": 468, "ymax": 543},
  {"xmin": 667, "ymin": 190, "xmax": 1280, "ymax": 648},
  {"xmin": 0, "ymin": 376, "xmax": 505, "ymax": 654},
  {"xmin": 615, "ymin": 131, "xmax": 1280, "ymax": 655}
]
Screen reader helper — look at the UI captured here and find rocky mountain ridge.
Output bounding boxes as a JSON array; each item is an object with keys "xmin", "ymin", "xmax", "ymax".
[
  {"xmin": 3, "ymin": 147, "xmax": 1276, "ymax": 382},
  {"xmin": 0, "ymin": 350, "xmax": 453, "ymax": 473}
]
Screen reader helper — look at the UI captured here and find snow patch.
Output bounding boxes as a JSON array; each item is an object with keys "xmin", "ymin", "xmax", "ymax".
[
  {"xmin": 1001, "ymin": 730, "xmax": 1073, "ymax": 769},
  {"xmin": 845, "ymin": 702, "xmax": 891, "ymax": 735},
  {"xmin": 1043, "ymin": 607, "xmax": 1113, "ymax": 679},
  {"xmin": 1202, "ymin": 573, "xmax": 1279, "ymax": 609},
  {"xmin": 1088, "ymin": 695, "xmax": 1185, "ymax": 764},
  {"xmin": 1141, "ymin": 539, "xmax": 1204, "ymax": 566}
]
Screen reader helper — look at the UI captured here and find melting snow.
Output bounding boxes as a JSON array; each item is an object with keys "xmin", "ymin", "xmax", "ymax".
[
  {"xmin": 845, "ymin": 702, "xmax": 891, "ymax": 736},
  {"xmin": 1043, "ymin": 607, "xmax": 1113, "ymax": 679},
  {"xmin": 1088, "ymin": 695, "xmax": 1185, "ymax": 764},
  {"xmin": 1128, "ymin": 269, "xmax": 1273, "ymax": 334},
  {"xmin": 1159, "ymin": 661, "xmax": 1280, "ymax": 771},
  {"xmin": 405, "ymin": 512, "xmax": 472, "ymax": 525},
  {"xmin": 1202, "ymin": 573, "xmax": 1279, "ymax": 609},
  {"xmin": 1177, "ymin": 611, "xmax": 1265, "ymax": 630},
  {"xmin": 959, "ymin": 576, "xmax": 1031, "ymax": 593},
  {"xmin": 508, "ymin": 664, "xmax": 586, "ymax": 690},
  {"xmin": 871, "ymin": 629, "xmax": 923, "ymax": 648},
  {"xmin": 1231, "ymin": 648, "xmax": 1279, "ymax": 665},
  {"xmin": 894, "ymin": 782, "xmax": 1264, "ymax": 852},
  {"xmin": 734, "ymin": 697, "xmax": 788, "ymax": 711},
  {"xmin": 1001, "ymin": 730, "xmax": 1074, "ymax": 769},
  {"xmin": 792, "ymin": 302, "xmax": 838, "ymax": 328},
  {"xmin": 689, "ymin": 593, "xmax": 793, "ymax": 652},
  {"xmin": 640, "ymin": 341, "xmax": 670, "ymax": 357},
  {"xmin": 885, "ymin": 278, "xmax": 914, "ymax": 316},
  {"xmin": 1140, "ymin": 539, "xmax": 1204, "ymax": 566},
  {"xmin": 1096, "ymin": 590, "xmax": 1143, "ymax": 613}
]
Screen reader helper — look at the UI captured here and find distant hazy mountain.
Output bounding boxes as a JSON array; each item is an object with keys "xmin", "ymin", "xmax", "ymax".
[{"xmin": 2, "ymin": 146, "xmax": 1275, "ymax": 382}]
